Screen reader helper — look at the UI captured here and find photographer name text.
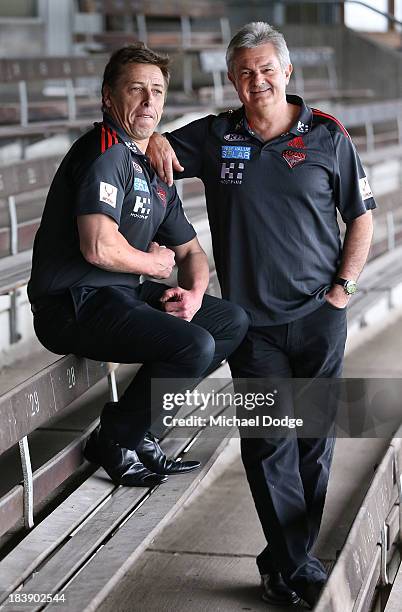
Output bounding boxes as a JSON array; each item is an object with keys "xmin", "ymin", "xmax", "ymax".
[{"xmin": 163, "ymin": 415, "xmax": 304, "ymax": 429}]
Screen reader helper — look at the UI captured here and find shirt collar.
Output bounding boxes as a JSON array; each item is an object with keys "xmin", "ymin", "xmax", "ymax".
[
  {"xmin": 286, "ymin": 94, "xmax": 312, "ymax": 135},
  {"xmin": 102, "ymin": 113, "xmax": 145, "ymax": 156},
  {"xmin": 237, "ymin": 94, "xmax": 312, "ymax": 138}
]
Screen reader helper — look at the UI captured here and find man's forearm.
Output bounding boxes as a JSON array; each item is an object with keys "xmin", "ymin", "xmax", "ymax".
[
  {"xmin": 177, "ymin": 251, "xmax": 210, "ymax": 295},
  {"xmin": 337, "ymin": 211, "xmax": 373, "ymax": 280},
  {"xmin": 82, "ymin": 230, "xmax": 153, "ymax": 275}
]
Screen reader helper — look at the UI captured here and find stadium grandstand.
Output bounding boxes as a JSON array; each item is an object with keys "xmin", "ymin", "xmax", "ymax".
[{"xmin": 0, "ymin": 1, "xmax": 402, "ymax": 611}]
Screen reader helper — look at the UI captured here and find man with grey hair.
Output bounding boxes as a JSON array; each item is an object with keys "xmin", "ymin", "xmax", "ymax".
[{"xmin": 147, "ymin": 22, "xmax": 375, "ymax": 608}]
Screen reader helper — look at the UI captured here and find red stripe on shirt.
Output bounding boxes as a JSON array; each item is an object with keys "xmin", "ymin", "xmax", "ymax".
[
  {"xmin": 110, "ymin": 128, "xmax": 118, "ymax": 145},
  {"xmin": 312, "ymin": 109, "xmax": 350, "ymax": 139},
  {"xmin": 101, "ymin": 124, "xmax": 106, "ymax": 153},
  {"xmin": 106, "ymin": 126, "xmax": 112, "ymax": 148}
]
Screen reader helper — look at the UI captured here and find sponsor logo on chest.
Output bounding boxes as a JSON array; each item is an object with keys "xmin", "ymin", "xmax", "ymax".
[
  {"xmin": 131, "ymin": 195, "xmax": 151, "ymax": 219},
  {"xmin": 220, "ymin": 161, "xmax": 244, "ymax": 185},
  {"xmin": 221, "ymin": 145, "xmax": 251, "ymax": 160},
  {"xmin": 132, "ymin": 160, "xmax": 143, "ymax": 173},
  {"xmin": 134, "ymin": 177, "xmax": 150, "ymax": 193},
  {"xmin": 223, "ymin": 133, "xmax": 250, "ymax": 142}
]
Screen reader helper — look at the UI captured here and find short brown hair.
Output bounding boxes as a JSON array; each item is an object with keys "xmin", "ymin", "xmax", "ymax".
[{"xmin": 101, "ymin": 43, "xmax": 170, "ymax": 109}]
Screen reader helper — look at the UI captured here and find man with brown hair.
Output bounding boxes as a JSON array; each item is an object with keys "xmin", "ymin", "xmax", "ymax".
[{"xmin": 28, "ymin": 44, "xmax": 248, "ymax": 488}]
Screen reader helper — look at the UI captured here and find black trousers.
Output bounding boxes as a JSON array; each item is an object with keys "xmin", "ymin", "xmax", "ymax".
[
  {"xmin": 228, "ymin": 300, "xmax": 347, "ymax": 594},
  {"xmin": 33, "ymin": 281, "xmax": 249, "ymax": 449}
]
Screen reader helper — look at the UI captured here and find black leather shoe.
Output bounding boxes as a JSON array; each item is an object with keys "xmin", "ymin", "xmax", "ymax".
[
  {"xmin": 136, "ymin": 432, "xmax": 201, "ymax": 475},
  {"xmin": 300, "ymin": 581, "xmax": 326, "ymax": 609},
  {"xmin": 84, "ymin": 427, "xmax": 167, "ymax": 487},
  {"xmin": 261, "ymin": 572, "xmax": 301, "ymax": 606}
]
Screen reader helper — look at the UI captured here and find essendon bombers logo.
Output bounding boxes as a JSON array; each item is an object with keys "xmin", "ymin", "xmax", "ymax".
[
  {"xmin": 282, "ymin": 150, "xmax": 307, "ymax": 168},
  {"xmin": 157, "ymin": 186, "xmax": 167, "ymax": 206}
]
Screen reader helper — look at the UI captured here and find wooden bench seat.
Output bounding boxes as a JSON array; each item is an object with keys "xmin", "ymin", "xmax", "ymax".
[
  {"xmin": 316, "ymin": 429, "xmax": 402, "ymax": 612},
  {"xmin": 0, "ymin": 353, "xmax": 117, "ymax": 535},
  {"xmin": 384, "ymin": 558, "xmax": 402, "ymax": 611},
  {"xmin": 333, "ymin": 99, "xmax": 402, "ymax": 152},
  {"xmin": 0, "ymin": 251, "xmax": 32, "ymax": 295},
  {"xmin": 0, "ymin": 361, "xmax": 233, "ymax": 610},
  {"xmin": 76, "ymin": 0, "xmax": 229, "ymax": 53},
  {"xmin": 0, "ymin": 155, "xmax": 61, "ymax": 295}
]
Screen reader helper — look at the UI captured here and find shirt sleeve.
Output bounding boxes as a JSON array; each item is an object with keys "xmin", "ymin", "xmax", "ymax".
[
  {"xmin": 72, "ymin": 145, "xmax": 132, "ymax": 225},
  {"xmin": 164, "ymin": 115, "xmax": 214, "ymax": 179},
  {"xmin": 332, "ymin": 130, "xmax": 377, "ymax": 223},
  {"xmin": 154, "ymin": 183, "xmax": 196, "ymax": 247}
]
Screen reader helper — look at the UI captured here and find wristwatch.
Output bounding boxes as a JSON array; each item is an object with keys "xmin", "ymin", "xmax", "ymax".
[{"xmin": 334, "ymin": 277, "xmax": 358, "ymax": 295}]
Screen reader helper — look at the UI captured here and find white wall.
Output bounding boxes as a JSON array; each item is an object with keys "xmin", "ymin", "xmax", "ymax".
[{"xmin": 345, "ymin": 0, "xmax": 388, "ymax": 32}]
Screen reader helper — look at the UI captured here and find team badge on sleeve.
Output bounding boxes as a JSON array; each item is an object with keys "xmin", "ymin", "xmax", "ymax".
[
  {"xmin": 99, "ymin": 181, "xmax": 118, "ymax": 207},
  {"xmin": 359, "ymin": 177, "xmax": 373, "ymax": 201}
]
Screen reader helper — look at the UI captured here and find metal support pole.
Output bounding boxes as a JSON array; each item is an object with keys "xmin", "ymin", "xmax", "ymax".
[
  {"xmin": 212, "ymin": 71, "xmax": 224, "ymax": 105},
  {"xmin": 9, "ymin": 290, "xmax": 21, "ymax": 345},
  {"xmin": 388, "ymin": 0, "xmax": 396, "ymax": 31},
  {"xmin": 183, "ymin": 54, "xmax": 193, "ymax": 96},
  {"xmin": 108, "ymin": 368, "xmax": 119, "ymax": 403},
  {"xmin": 136, "ymin": 14, "xmax": 147, "ymax": 45},
  {"xmin": 365, "ymin": 122, "xmax": 375, "ymax": 152},
  {"xmin": 181, "ymin": 16, "xmax": 191, "ymax": 48},
  {"xmin": 19, "ymin": 436, "xmax": 34, "ymax": 529},
  {"xmin": 65, "ymin": 78, "xmax": 77, "ymax": 121},
  {"xmin": 220, "ymin": 17, "xmax": 231, "ymax": 44},
  {"xmin": 18, "ymin": 81, "xmax": 28, "ymax": 127},
  {"xmin": 387, "ymin": 211, "xmax": 395, "ymax": 251},
  {"xmin": 7, "ymin": 195, "xmax": 18, "ymax": 256}
]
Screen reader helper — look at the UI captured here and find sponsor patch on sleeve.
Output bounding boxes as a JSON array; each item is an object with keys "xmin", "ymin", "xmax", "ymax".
[
  {"xmin": 359, "ymin": 177, "xmax": 373, "ymax": 201},
  {"xmin": 99, "ymin": 181, "xmax": 118, "ymax": 207},
  {"xmin": 221, "ymin": 145, "xmax": 251, "ymax": 160}
]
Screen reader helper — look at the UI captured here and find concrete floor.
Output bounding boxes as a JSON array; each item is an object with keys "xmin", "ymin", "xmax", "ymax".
[
  {"xmin": 95, "ymin": 317, "xmax": 402, "ymax": 612},
  {"xmin": 1, "ymin": 315, "xmax": 401, "ymax": 611}
]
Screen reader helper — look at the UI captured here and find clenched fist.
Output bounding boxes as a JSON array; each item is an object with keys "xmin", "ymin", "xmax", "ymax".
[{"xmin": 147, "ymin": 242, "xmax": 175, "ymax": 279}]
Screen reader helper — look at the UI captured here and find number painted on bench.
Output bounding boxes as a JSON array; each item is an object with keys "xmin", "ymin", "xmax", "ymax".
[
  {"xmin": 28, "ymin": 391, "xmax": 40, "ymax": 416},
  {"xmin": 67, "ymin": 366, "xmax": 76, "ymax": 389}
]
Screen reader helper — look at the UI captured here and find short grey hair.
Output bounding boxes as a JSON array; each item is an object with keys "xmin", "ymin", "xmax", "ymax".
[{"xmin": 226, "ymin": 22, "xmax": 291, "ymax": 73}]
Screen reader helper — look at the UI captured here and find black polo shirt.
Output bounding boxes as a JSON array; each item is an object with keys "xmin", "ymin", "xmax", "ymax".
[
  {"xmin": 166, "ymin": 95, "xmax": 376, "ymax": 325},
  {"xmin": 28, "ymin": 115, "xmax": 196, "ymax": 305}
]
